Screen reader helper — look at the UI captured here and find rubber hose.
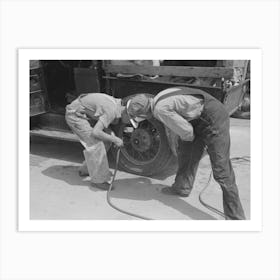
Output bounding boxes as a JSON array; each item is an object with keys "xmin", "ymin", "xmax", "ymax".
[{"xmin": 106, "ymin": 148, "xmax": 153, "ymax": 220}]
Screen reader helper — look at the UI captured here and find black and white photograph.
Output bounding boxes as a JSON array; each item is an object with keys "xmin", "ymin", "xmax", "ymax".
[{"xmin": 25, "ymin": 53, "xmax": 256, "ymax": 225}]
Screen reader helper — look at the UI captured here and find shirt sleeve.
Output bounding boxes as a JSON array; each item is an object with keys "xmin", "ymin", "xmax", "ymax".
[
  {"xmin": 99, "ymin": 112, "xmax": 115, "ymax": 128},
  {"xmin": 154, "ymin": 107, "xmax": 195, "ymax": 141}
]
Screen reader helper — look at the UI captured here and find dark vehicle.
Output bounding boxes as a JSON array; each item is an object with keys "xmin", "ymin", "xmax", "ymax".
[{"xmin": 30, "ymin": 60, "xmax": 250, "ymax": 176}]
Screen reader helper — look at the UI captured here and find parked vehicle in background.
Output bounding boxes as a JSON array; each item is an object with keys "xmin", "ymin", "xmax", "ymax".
[{"xmin": 30, "ymin": 60, "xmax": 250, "ymax": 176}]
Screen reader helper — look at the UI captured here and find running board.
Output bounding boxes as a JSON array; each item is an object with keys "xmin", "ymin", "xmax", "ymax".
[{"xmin": 30, "ymin": 128, "xmax": 79, "ymax": 142}]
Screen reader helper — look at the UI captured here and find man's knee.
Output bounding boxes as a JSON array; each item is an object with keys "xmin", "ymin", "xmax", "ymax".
[{"xmin": 212, "ymin": 165, "xmax": 236, "ymax": 187}]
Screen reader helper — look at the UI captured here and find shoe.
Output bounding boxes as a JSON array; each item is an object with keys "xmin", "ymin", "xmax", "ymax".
[
  {"xmin": 161, "ymin": 186, "xmax": 190, "ymax": 197},
  {"xmin": 91, "ymin": 182, "xmax": 114, "ymax": 191},
  {"xmin": 79, "ymin": 170, "xmax": 89, "ymax": 177},
  {"xmin": 78, "ymin": 162, "xmax": 89, "ymax": 177}
]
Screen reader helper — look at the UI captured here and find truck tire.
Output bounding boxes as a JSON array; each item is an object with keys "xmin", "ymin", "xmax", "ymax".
[{"xmin": 111, "ymin": 118, "xmax": 175, "ymax": 176}]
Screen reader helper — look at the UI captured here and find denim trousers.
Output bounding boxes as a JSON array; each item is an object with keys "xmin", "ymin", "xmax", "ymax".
[{"xmin": 173, "ymin": 99, "xmax": 246, "ymax": 220}]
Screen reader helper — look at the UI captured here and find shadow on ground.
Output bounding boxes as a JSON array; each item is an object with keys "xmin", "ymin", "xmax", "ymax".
[
  {"xmin": 42, "ymin": 164, "xmax": 216, "ymax": 220},
  {"xmin": 111, "ymin": 177, "xmax": 216, "ymax": 220},
  {"xmin": 42, "ymin": 165, "xmax": 90, "ymax": 187}
]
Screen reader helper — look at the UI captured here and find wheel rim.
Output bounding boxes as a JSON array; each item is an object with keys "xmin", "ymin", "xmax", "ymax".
[{"xmin": 120, "ymin": 120, "xmax": 161, "ymax": 165}]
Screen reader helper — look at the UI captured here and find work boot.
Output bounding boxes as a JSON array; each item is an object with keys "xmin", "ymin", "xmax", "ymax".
[
  {"xmin": 79, "ymin": 170, "xmax": 89, "ymax": 177},
  {"xmin": 78, "ymin": 161, "xmax": 89, "ymax": 177},
  {"xmin": 161, "ymin": 186, "xmax": 190, "ymax": 197},
  {"xmin": 91, "ymin": 182, "xmax": 114, "ymax": 191}
]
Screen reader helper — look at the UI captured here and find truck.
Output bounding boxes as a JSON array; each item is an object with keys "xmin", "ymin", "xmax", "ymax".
[{"xmin": 30, "ymin": 60, "xmax": 250, "ymax": 176}]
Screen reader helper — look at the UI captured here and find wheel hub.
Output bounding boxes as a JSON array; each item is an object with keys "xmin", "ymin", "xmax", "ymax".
[{"xmin": 130, "ymin": 128, "xmax": 152, "ymax": 152}]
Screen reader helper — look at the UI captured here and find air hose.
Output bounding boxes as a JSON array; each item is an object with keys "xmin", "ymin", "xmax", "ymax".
[
  {"xmin": 106, "ymin": 148, "xmax": 153, "ymax": 220},
  {"xmin": 106, "ymin": 149, "xmax": 250, "ymax": 220}
]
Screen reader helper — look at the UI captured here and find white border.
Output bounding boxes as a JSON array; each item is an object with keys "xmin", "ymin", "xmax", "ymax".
[{"xmin": 19, "ymin": 49, "xmax": 262, "ymax": 231}]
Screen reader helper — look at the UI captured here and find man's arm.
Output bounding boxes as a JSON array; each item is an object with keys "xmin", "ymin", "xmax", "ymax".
[
  {"xmin": 91, "ymin": 120, "xmax": 123, "ymax": 147},
  {"xmin": 154, "ymin": 108, "xmax": 195, "ymax": 141}
]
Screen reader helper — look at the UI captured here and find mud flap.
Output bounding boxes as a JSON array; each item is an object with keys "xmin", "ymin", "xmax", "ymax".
[{"xmin": 223, "ymin": 79, "xmax": 250, "ymax": 116}]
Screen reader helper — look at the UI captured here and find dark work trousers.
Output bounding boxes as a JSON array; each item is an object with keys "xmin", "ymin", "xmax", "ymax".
[{"xmin": 173, "ymin": 97, "xmax": 246, "ymax": 220}]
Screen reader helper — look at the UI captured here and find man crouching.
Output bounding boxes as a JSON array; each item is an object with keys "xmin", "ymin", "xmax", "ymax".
[{"xmin": 65, "ymin": 93, "xmax": 128, "ymax": 190}]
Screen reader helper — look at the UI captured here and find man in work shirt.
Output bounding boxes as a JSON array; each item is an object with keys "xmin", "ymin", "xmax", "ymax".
[
  {"xmin": 127, "ymin": 87, "xmax": 246, "ymax": 220},
  {"xmin": 65, "ymin": 93, "xmax": 126, "ymax": 190}
]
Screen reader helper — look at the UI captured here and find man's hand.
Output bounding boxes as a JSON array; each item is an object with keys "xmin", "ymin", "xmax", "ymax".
[
  {"xmin": 92, "ymin": 120, "xmax": 124, "ymax": 147},
  {"xmin": 113, "ymin": 137, "xmax": 124, "ymax": 147}
]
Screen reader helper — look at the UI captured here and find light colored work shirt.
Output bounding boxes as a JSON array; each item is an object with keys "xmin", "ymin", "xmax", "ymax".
[
  {"xmin": 66, "ymin": 93, "xmax": 122, "ymax": 128},
  {"xmin": 151, "ymin": 88, "xmax": 204, "ymax": 141}
]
